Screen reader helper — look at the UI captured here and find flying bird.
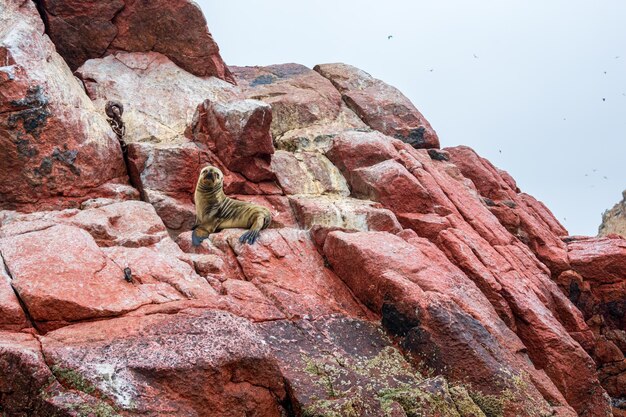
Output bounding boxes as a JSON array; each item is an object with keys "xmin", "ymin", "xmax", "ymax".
[
  {"xmin": 387, "ymin": 35, "xmax": 393, "ymax": 40},
  {"xmin": 473, "ymin": 54, "xmax": 479, "ymax": 59}
]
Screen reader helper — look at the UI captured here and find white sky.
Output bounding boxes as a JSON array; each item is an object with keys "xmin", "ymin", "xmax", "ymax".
[{"xmin": 198, "ymin": 0, "xmax": 625, "ymax": 236}]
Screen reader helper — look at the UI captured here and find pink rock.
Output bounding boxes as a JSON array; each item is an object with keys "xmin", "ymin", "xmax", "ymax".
[
  {"xmin": 0, "ymin": 224, "xmax": 197, "ymax": 326},
  {"xmin": 222, "ymin": 279, "xmax": 285, "ymax": 322},
  {"xmin": 271, "ymin": 150, "xmax": 349, "ymax": 196},
  {"xmin": 40, "ymin": 311, "xmax": 287, "ymax": 416},
  {"xmin": 0, "ymin": 265, "xmax": 28, "ymax": 331},
  {"xmin": 226, "ymin": 228, "xmax": 371, "ymax": 320},
  {"xmin": 315, "ymin": 63, "xmax": 439, "ymax": 148},
  {"xmin": 568, "ymin": 236, "xmax": 626, "ymax": 285},
  {"xmin": 325, "ymin": 130, "xmax": 611, "ymax": 415},
  {"xmin": 231, "ymin": 64, "xmax": 364, "ymax": 142},
  {"xmin": 289, "ymin": 195, "xmax": 402, "ymax": 233},
  {"xmin": 40, "ymin": 0, "xmax": 235, "ymax": 82},
  {"xmin": 188, "ymin": 98, "xmax": 275, "ymax": 182},
  {"xmin": 447, "ymin": 146, "xmax": 570, "ymax": 273},
  {"xmin": 0, "ymin": 1, "xmax": 127, "ymax": 211},
  {"xmin": 0, "ymin": 331, "xmax": 74, "ymax": 416},
  {"xmin": 77, "ymin": 52, "xmax": 239, "ymax": 144},
  {"xmin": 324, "ymin": 230, "xmax": 572, "ymax": 415},
  {"xmin": 176, "ymin": 231, "xmax": 246, "ymax": 281}
]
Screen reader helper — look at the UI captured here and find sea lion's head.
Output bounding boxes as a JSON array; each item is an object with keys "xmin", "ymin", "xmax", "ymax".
[{"xmin": 198, "ymin": 165, "xmax": 224, "ymax": 189}]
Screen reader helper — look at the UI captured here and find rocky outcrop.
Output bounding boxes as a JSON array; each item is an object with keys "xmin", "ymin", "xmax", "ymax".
[
  {"xmin": 600, "ymin": 191, "xmax": 626, "ymax": 237},
  {"xmin": 37, "ymin": 0, "xmax": 235, "ymax": 82},
  {"xmin": 0, "ymin": 0, "xmax": 128, "ymax": 212},
  {"xmin": 231, "ymin": 63, "xmax": 368, "ymax": 152},
  {"xmin": 556, "ymin": 235, "xmax": 626, "ymax": 402},
  {"xmin": 1, "ymin": 2, "xmax": 623, "ymax": 416},
  {"xmin": 315, "ymin": 63, "xmax": 440, "ymax": 149}
]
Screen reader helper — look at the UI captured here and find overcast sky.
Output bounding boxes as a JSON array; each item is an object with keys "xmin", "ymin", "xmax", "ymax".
[{"xmin": 198, "ymin": 0, "xmax": 625, "ymax": 236}]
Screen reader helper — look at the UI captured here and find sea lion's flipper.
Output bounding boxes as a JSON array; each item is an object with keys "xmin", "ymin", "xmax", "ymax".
[
  {"xmin": 239, "ymin": 229, "xmax": 260, "ymax": 245},
  {"xmin": 192, "ymin": 227, "xmax": 210, "ymax": 246}
]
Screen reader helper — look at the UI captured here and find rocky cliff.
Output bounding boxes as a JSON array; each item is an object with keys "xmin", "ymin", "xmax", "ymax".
[
  {"xmin": 1, "ymin": 1, "xmax": 625, "ymax": 416},
  {"xmin": 599, "ymin": 191, "xmax": 626, "ymax": 238}
]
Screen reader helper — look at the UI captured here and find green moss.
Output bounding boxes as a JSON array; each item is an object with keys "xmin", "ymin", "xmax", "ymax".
[
  {"xmin": 302, "ymin": 354, "xmax": 343, "ymax": 398},
  {"xmin": 378, "ymin": 385, "xmax": 460, "ymax": 417},
  {"xmin": 356, "ymin": 346, "xmax": 417, "ymax": 380},
  {"xmin": 449, "ymin": 386, "xmax": 487, "ymax": 417},
  {"xmin": 468, "ymin": 390, "xmax": 509, "ymax": 417},
  {"xmin": 302, "ymin": 397, "xmax": 366, "ymax": 417},
  {"xmin": 73, "ymin": 402, "xmax": 120, "ymax": 417},
  {"xmin": 50, "ymin": 365, "xmax": 96, "ymax": 395}
]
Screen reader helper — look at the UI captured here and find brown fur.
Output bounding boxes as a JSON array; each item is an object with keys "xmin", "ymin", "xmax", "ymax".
[{"xmin": 192, "ymin": 166, "xmax": 271, "ymax": 246}]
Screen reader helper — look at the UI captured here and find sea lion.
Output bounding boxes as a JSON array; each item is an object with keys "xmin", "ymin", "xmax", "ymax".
[{"xmin": 192, "ymin": 165, "xmax": 271, "ymax": 246}]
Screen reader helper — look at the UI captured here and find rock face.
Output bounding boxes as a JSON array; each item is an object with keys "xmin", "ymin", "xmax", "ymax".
[
  {"xmin": 1, "ymin": 2, "xmax": 623, "ymax": 416},
  {"xmin": 0, "ymin": 0, "xmax": 127, "ymax": 212},
  {"xmin": 315, "ymin": 63, "xmax": 440, "ymax": 149},
  {"xmin": 599, "ymin": 190, "xmax": 626, "ymax": 237},
  {"xmin": 38, "ymin": 0, "xmax": 235, "ymax": 82}
]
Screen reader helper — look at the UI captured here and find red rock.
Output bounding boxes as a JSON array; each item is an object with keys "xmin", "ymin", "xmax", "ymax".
[
  {"xmin": 271, "ymin": 150, "xmax": 349, "ymax": 196},
  {"xmin": 0, "ymin": 1, "xmax": 127, "ymax": 211},
  {"xmin": 102, "ymin": 246, "xmax": 215, "ymax": 300},
  {"xmin": 595, "ymin": 337, "xmax": 624, "ymax": 364},
  {"xmin": 259, "ymin": 317, "xmax": 488, "ymax": 417},
  {"xmin": 188, "ymin": 98, "xmax": 275, "ymax": 182},
  {"xmin": 446, "ymin": 146, "xmax": 570, "ymax": 273},
  {"xmin": 221, "ymin": 279, "xmax": 285, "ymax": 322},
  {"xmin": 568, "ymin": 236, "xmax": 626, "ymax": 284},
  {"xmin": 225, "ymin": 228, "xmax": 371, "ymax": 320},
  {"xmin": 77, "ymin": 52, "xmax": 239, "ymax": 144},
  {"xmin": 0, "ymin": 225, "xmax": 186, "ymax": 326},
  {"xmin": 66, "ymin": 200, "xmax": 168, "ymax": 247},
  {"xmin": 176, "ymin": 231, "xmax": 247, "ymax": 281},
  {"xmin": 0, "ymin": 265, "xmax": 28, "ymax": 331},
  {"xmin": 323, "ymin": 231, "xmax": 572, "ymax": 415},
  {"xmin": 231, "ymin": 64, "xmax": 364, "ymax": 144},
  {"xmin": 0, "ymin": 331, "xmax": 79, "ymax": 416},
  {"xmin": 39, "ymin": 0, "xmax": 235, "ymax": 82},
  {"xmin": 315, "ymin": 63, "xmax": 439, "ymax": 148},
  {"xmin": 325, "ymin": 131, "xmax": 610, "ymax": 416},
  {"xmin": 40, "ymin": 311, "xmax": 287, "ymax": 416}
]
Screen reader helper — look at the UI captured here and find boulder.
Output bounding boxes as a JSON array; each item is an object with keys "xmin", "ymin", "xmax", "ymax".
[
  {"xmin": 187, "ymin": 98, "xmax": 275, "ymax": 181},
  {"xmin": 224, "ymin": 228, "xmax": 371, "ymax": 320},
  {"xmin": 315, "ymin": 63, "xmax": 439, "ymax": 148},
  {"xmin": 289, "ymin": 194, "xmax": 402, "ymax": 233},
  {"xmin": 77, "ymin": 52, "xmax": 239, "ymax": 144},
  {"xmin": 271, "ymin": 150, "xmax": 349, "ymax": 196},
  {"xmin": 0, "ymin": 0, "xmax": 127, "ymax": 212},
  {"xmin": 0, "ymin": 224, "xmax": 182, "ymax": 326},
  {"xmin": 40, "ymin": 311, "xmax": 287, "ymax": 416},
  {"xmin": 39, "ymin": 0, "xmax": 235, "ymax": 82},
  {"xmin": 231, "ymin": 64, "xmax": 365, "ymax": 142}
]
